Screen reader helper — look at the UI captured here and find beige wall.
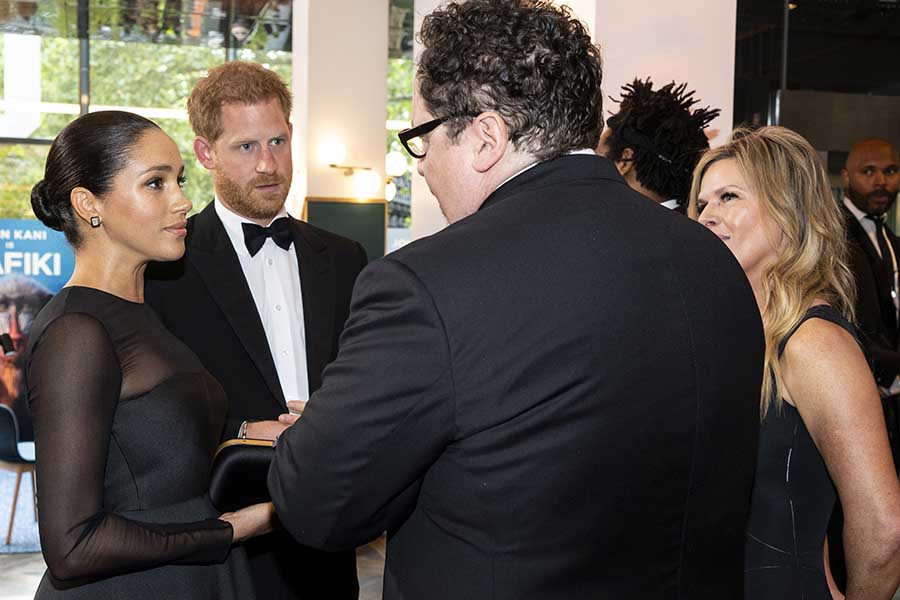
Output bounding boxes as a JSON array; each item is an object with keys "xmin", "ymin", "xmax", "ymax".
[
  {"xmin": 289, "ymin": 0, "xmax": 389, "ymax": 215},
  {"xmin": 592, "ymin": 0, "xmax": 737, "ymax": 147}
]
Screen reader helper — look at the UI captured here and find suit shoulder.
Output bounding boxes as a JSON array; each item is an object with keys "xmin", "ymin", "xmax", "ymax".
[{"xmin": 294, "ymin": 219, "xmax": 364, "ymax": 253}]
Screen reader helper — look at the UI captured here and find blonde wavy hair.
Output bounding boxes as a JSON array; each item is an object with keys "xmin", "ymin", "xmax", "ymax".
[{"xmin": 688, "ymin": 126, "xmax": 856, "ymax": 418}]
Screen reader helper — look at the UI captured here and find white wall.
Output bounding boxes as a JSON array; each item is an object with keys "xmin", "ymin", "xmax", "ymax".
[
  {"xmin": 592, "ymin": 0, "xmax": 737, "ymax": 146},
  {"xmin": 289, "ymin": 0, "xmax": 389, "ymax": 215}
]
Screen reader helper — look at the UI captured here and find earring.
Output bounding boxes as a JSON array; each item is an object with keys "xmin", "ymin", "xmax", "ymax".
[{"xmin": 89, "ymin": 216, "xmax": 101, "ymax": 228}]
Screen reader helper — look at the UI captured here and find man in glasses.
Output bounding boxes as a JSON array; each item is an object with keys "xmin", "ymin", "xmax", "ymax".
[
  {"xmin": 270, "ymin": 1, "xmax": 763, "ymax": 598},
  {"xmin": 596, "ymin": 78, "xmax": 720, "ymax": 214}
]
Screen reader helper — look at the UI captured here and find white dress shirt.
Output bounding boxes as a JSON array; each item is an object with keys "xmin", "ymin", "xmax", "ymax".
[
  {"xmin": 661, "ymin": 199, "xmax": 680, "ymax": 210},
  {"xmin": 215, "ymin": 199, "xmax": 310, "ymax": 402}
]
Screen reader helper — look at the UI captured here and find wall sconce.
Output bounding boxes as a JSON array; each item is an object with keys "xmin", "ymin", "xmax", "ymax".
[
  {"xmin": 385, "ymin": 180, "xmax": 397, "ymax": 202},
  {"xmin": 351, "ymin": 168, "xmax": 382, "ymax": 199},
  {"xmin": 383, "ymin": 150, "xmax": 409, "ymax": 203}
]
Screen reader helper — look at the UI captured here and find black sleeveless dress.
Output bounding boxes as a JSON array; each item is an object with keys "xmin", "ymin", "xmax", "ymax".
[
  {"xmin": 744, "ymin": 305, "xmax": 854, "ymax": 599},
  {"xmin": 25, "ymin": 286, "xmax": 255, "ymax": 598}
]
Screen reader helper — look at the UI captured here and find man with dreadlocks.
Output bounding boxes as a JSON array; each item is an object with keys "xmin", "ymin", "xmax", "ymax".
[{"xmin": 597, "ymin": 78, "xmax": 720, "ymax": 214}]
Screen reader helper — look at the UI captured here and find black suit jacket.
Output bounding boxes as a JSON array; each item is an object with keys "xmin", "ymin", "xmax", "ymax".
[
  {"xmin": 269, "ymin": 155, "xmax": 764, "ymax": 599},
  {"xmin": 145, "ymin": 202, "xmax": 367, "ymax": 438},
  {"xmin": 844, "ymin": 207, "xmax": 900, "ymax": 386},
  {"xmin": 145, "ymin": 202, "xmax": 367, "ymax": 600}
]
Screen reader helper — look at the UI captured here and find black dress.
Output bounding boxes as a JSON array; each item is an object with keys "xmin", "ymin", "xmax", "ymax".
[
  {"xmin": 25, "ymin": 286, "xmax": 255, "ymax": 599},
  {"xmin": 744, "ymin": 305, "xmax": 853, "ymax": 599}
]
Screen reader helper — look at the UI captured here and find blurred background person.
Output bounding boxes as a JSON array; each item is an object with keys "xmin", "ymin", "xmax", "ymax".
[
  {"xmin": 691, "ymin": 126, "xmax": 900, "ymax": 600},
  {"xmin": 26, "ymin": 111, "xmax": 272, "ymax": 598},
  {"xmin": 597, "ymin": 78, "xmax": 719, "ymax": 213},
  {"xmin": 841, "ymin": 138, "xmax": 900, "ymax": 453}
]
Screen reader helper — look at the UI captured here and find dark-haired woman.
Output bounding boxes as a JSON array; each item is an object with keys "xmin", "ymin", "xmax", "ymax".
[{"xmin": 26, "ymin": 111, "xmax": 270, "ymax": 598}]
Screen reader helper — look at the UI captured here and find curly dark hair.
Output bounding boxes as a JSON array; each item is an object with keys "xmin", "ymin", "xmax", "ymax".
[
  {"xmin": 418, "ymin": 0, "xmax": 603, "ymax": 161},
  {"xmin": 605, "ymin": 79, "xmax": 720, "ymax": 203}
]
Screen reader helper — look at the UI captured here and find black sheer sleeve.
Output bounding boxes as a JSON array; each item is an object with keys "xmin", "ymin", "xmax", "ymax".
[{"xmin": 27, "ymin": 313, "xmax": 233, "ymax": 585}]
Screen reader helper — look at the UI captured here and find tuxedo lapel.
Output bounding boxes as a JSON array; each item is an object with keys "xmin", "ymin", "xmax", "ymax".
[
  {"xmin": 188, "ymin": 204, "xmax": 286, "ymax": 407},
  {"xmin": 291, "ymin": 218, "xmax": 336, "ymax": 394}
]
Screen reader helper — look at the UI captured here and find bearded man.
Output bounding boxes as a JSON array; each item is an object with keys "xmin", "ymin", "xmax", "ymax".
[
  {"xmin": 145, "ymin": 60, "xmax": 365, "ymax": 600},
  {"xmin": 842, "ymin": 138, "xmax": 900, "ymax": 389}
]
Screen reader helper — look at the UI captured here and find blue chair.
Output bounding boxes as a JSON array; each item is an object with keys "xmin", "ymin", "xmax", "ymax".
[{"xmin": 0, "ymin": 404, "xmax": 35, "ymax": 545}]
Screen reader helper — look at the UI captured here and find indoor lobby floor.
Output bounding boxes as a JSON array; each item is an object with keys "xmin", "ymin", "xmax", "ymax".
[{"xmin": 0, "ymin": 538, "xmax": 387, "ymax": 600}]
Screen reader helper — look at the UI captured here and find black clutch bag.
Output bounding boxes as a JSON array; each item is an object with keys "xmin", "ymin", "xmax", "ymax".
[{"xmin": 209, "ymin": 438, "xmax": 275, "ymax": 513}]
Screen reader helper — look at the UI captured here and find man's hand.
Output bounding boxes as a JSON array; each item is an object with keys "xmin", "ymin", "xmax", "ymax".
[
  {"xmin": 278, "ymin": 400, "xmax": 307, "ymax": 426},
  {"xmin": 245, "ymin": 420, "xmax": 290, "ymax": 441},
  {"xmin": 245, "ymin": 401, "xmax": 307, "ymax": 440}
]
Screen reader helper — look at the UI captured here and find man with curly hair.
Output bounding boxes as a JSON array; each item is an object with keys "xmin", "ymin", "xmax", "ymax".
[
  {"xmin": 270, "ymin": 1, "xmax": 763, "ymax": 598},
  {"xmin": 597, "ymin": 78, "xmax": 720, "ymax": 214}
]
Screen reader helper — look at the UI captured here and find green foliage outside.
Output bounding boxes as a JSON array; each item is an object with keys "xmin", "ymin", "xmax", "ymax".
[
  {"xmin": 386, "ymin": 56, "xmax": 413, "ymax": 226},
  {"xmin": 0, "ymin": 31, "xmax": 291, "ymax": 220}
]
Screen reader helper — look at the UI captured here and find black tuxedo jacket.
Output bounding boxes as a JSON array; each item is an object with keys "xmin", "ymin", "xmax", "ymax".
[
  {"xmin": 145, "ymin": 202, "xmax": 367, "ymax": 438},
  {"xmin": 269, "ymin": 155, "xmax": 764, "ymax": 599},
  {"xmin": 844, "ymin": 207, "xmax": 900, "ymax": 386},
  {"xmin": 145, "ymin": 201, "xmax": 366, "ymax": 600}
]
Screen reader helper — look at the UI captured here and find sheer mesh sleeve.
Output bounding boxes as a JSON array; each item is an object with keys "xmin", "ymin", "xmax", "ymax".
[{"xmin": 27, "ymin": 313, "xmax": 233, "ymax": 585}]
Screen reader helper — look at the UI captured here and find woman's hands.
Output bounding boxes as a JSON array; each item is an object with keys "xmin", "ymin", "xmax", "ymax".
[{"xmin": 220, "ymin": 502, "xmax": 277, "ymax": 543}]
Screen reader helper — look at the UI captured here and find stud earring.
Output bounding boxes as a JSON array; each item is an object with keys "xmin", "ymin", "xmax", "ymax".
[{"xmin": 90, "ymin": 216, "xmax": 101, "ymax": 228}]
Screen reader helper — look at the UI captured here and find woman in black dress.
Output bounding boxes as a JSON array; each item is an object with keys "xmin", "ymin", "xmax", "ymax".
[
  {"xmin": 26, "ymin": 111, "xmax": 273, "ymax": 598},
  {"xmin": 691, "ymin": 126, "xmax": 900, "ymax": 599}
]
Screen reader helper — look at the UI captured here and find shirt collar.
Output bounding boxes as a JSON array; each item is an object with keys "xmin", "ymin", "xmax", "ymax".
[
  {"xmin": 843, "ymin": 196, "xmax": 873, "ymax": 224},
  {"xmin": 496, "ymin": 148, "xmax": 596, "ymax": 191},
  {"xmin": 661, "ymin": 199, "xmax": 680, "ymax": 210}
]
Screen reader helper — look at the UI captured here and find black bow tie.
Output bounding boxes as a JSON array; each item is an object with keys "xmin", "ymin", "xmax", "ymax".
[{"xmin": 242, "ymin": 217, "xmax": 292, "ymax": 257}]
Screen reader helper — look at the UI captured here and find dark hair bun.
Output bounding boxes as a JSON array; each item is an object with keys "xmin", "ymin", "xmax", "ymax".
[{"xmin": 30, "ymin": 179, "xmax": 64, "ymax": 231}]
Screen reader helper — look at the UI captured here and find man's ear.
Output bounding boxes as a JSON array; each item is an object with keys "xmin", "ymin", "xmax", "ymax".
[
  {"xmin": 194, "ymin": 137, "xmax": 216, "ymax": 170},
  {"xmin": 70, "ymin": 187, "xmax": 100, "ymax": 226},
  {"xmin": 615, "ymin": 147, "xmax": 635, "ymax": 177},
  {"xmin": 471, "ymin": 112, "xmax": 509, "ymax": 173},
  {"xmin": 840, "ymin": 167, "xmax": 849, "ymax": 189}
]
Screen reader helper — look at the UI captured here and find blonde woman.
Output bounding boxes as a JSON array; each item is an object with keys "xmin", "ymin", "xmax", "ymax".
[{"xmin": 690, "ymin": 126, "xmax": 900, "ymax": 599}]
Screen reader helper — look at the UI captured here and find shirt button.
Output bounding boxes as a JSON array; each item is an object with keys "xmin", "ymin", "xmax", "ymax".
[
  {"xmin": 267, "ymin": 258, "xmax": 273, "ymax": 266},
  {"xmin": 275, "ymin": 304, "xmax": 282, "ymax": 311},
  {"xmin": 281, "ymin": 350, "xmax": 288, "ymax": 357}
]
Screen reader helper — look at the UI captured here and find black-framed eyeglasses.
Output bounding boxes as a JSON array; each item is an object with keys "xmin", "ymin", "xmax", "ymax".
[{"xmin": 397, "ymin": 116, "xmax": 449, "ymax": 159}]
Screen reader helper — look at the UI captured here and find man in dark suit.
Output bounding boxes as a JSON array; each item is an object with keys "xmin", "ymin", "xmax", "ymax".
[
  {"xmin": 842, "ymin": 138, "xmax": 900, "ymax": 388},
  {"xmin": 145, "ymin": 61, "xmax": 364, "ymax": 600},
  {"xmin": 828, "ymin": 138, "xmax": 900, "ymax": 593},
  {"xmin": 596, "ymin": 78, "xmax": 720, "ymax": 214},
  {"xmin": 269, "ymin": 1, "xmax": 764, "ymax": 598}
]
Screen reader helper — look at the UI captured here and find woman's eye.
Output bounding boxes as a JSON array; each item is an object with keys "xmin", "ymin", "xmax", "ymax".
[
  {"xmin": 146, "ymin": 177, "xmax": 162, "ymax": 190},
  {"xmin": 177, "ymin": 175, "xmax": 187, "ymax": 188},
  {"xmin": 240, "ymin": 143, "xmax": 252, "ymax": 151},
  {"xmin": 697, "ymin": 202, "xmax": 708, "ymax": 212},
  {"xmin": 721, "ymin": 192, "xmax": 738, "ymax": 202}
]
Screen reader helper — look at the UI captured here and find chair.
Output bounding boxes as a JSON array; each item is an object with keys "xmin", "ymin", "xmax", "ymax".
[{"xmin": 0, "ymin": 404, "xmax": 36, "ymax": 545}]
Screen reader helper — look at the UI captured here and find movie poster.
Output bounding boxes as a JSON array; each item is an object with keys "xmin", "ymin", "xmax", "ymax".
[{"xmin": 0, "ymin": 219, "xmax": 74, "ymax": 441}]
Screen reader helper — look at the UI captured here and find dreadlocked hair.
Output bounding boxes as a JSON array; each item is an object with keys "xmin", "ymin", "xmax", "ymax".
[{"xmin": 605, "ymin": 78, "xmax": 720, "ymax": 204}]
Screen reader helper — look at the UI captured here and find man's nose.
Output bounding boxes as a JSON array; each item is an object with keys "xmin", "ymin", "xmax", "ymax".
[{"xmin": 257, "ymin": 146, "xmax": 276, "ymax": 173}]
